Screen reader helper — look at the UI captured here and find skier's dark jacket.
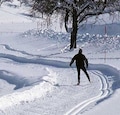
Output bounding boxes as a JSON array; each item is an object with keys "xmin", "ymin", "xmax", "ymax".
[{"xmin": 70, "ymin": 50, "xmax": 88, "ymax": 68}]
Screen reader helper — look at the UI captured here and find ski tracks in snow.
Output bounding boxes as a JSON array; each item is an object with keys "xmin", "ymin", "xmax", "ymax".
[
  {"xmin": 65, "ymin": 65, "xmax": 120, "ymax": 115},
  {"xmin": 65, "ymin": 71, "xmax": 110, "ymax": 115}
]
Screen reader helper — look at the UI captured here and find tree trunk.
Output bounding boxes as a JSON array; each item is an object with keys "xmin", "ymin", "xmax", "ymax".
[{"xmin": 70, "ymin": 9, "xmax": 78, "ymax": 49}]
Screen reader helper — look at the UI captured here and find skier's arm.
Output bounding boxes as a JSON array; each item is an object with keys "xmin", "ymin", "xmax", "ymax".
[
  {"xmin": 70, "ymin": 58, "xmax": 74, "ymax": 66},
  {"xmin": 70, "ymin": 55, "xmax": 76, "ymax": 66}
]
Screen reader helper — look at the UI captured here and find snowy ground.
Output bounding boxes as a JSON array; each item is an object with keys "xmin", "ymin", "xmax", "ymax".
[{"xmin": 0, "ymin": 1, "xmax": 120, "ymax": 115}]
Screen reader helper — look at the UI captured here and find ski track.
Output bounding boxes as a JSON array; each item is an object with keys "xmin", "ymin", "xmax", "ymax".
[
  {"xmin": 0, "ymin": 44, "xmax": 69, "ymax": 58},
  {"xmin": 65, "ymin": 65, "xmax": 120, "ymax": 115},
  {"xmin": 0, "ymin": 44, "xmax": 40, "ymax": 57},
  {"xmin": 64, "ymin": 71, "xmax": 111, "ymax": 115}
]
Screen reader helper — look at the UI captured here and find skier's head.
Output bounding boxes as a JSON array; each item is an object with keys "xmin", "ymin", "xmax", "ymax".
[{"xmin": 79, "ymin": 48, "xmax": 82, "ymax": 54}]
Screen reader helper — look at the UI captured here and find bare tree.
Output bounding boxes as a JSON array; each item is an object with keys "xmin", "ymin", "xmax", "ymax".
[{"xmin": 32, "ymin": 0, "xmax": 120, "ymax": 49}]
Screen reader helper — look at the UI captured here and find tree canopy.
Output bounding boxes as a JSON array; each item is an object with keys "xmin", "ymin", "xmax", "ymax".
[{"xmin": 32, "ymin": 0, "xmax": 120, "ymax": 49}]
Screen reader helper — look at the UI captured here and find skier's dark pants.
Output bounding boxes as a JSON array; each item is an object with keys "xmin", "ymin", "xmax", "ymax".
[{"xmin": 76, "ymin": 66, "xmax": 90, "ymax": 83}]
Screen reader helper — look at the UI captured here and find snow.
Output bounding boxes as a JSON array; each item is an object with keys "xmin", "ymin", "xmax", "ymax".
[{"xmin": 0, "ymin": 1, "xmax": 120, "ymax": 115}]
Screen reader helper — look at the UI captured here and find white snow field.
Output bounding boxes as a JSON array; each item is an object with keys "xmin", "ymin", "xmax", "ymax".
[{"xmin": 0, "ymin": 1, "xmax": 120, "ymax": 115}]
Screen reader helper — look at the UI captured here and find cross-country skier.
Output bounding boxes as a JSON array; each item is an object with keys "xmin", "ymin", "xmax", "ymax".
[{"xmin": 70, "ymin": 48, "xmax": 90, "ymax": 85}]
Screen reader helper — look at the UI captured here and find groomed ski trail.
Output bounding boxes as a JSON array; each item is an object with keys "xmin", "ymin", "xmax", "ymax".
[{"xmin": 65, "ymin": 70, "xmax": 111, "ymax": 115}]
